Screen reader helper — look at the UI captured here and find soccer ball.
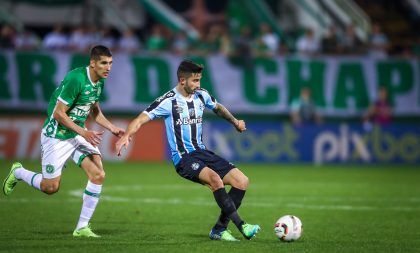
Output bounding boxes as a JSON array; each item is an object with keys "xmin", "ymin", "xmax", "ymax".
[{"xmin": 274, "ymin": 215, "xmax": 303, "ymax": 241}]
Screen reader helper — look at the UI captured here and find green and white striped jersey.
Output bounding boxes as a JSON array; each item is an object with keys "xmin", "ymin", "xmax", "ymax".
[{"xmin": 42, "ymin": 67, "xmax": 104, "ymax": 140}]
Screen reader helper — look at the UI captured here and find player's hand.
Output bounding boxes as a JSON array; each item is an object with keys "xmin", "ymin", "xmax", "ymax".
[
  {"xmin": 235, "ymin": 120, "xmax": 246, "ymax": 133},
  {"xmin": 111, "ymin": 126, "xmax": 125, "ymax": 138},
  {"xmin": 83, "ymin": 130, "xmax": 104, "ymax": 147},
  {"xmin": 115, "ymin": 135, "xmax": 131, "ymax": 156}
]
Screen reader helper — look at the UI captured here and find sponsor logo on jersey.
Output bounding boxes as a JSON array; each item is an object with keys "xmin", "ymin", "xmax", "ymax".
[
  {"xmin": 176, "ymin": 117, "xmax": 203, "ymax": 125},
  {"xmin": 70, "ymin": 104, "xmax": 91, "ymax": 117}
]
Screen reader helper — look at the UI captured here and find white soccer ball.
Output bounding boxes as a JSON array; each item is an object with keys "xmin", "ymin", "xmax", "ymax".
[{"xmin": 274, "ymin": 215, "xmax": 303, "ymax": 241}]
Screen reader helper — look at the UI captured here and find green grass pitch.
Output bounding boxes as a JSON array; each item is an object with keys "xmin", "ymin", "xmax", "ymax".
[{"xmin": 1, "ymin": 160, "xmax": 419, "ymax": 253}]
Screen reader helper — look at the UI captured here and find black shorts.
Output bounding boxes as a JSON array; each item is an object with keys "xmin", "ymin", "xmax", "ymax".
[{"xmin": 175, "ymin": 149, "xmax": 236, "ymax": 184}]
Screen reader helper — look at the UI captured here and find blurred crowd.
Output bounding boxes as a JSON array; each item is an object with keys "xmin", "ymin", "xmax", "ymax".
[
  {"xmin": 289, "ymin": 86, "xmax": 392, "ymax": 127},
  {"xmin": 1, "ymin": 21, "xmax": 419, "ymax": 58},
  {"xmin": 0, "ymin": 21, "xmax": 398, "ymax": 124}
]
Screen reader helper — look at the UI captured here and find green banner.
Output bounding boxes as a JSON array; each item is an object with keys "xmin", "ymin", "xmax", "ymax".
[{"xmin": 0, "ymin": 52, "xmax": 419, "ymax": 115}]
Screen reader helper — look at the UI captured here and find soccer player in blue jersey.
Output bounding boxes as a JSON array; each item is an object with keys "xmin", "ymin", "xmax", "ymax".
[{"xmin": 116, "ymin": 60, "xmax": 260, "ymax": 241}]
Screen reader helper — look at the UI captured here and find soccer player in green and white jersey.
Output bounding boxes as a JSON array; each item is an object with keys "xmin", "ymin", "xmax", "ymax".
[{"xmin": 2, "ymin": 45, "xmax": 125, "ymax": 238}]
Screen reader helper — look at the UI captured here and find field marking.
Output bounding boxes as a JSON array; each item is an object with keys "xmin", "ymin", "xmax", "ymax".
[
  {"xmin": 2, "ymin": 184, "xmax": 419, "ymax": 212},
  {"xmin": 2, "ymin": 195, "xmax": 418, "ymax": 212},
  {"xmin": 0, "ymin": 198, "xmax": 80, "ymax": 203},
  {"xmin": 65, "ymin": 186, "xmax": 420, "ymax": 212},
  {"xmin": 86, "ymin": 184, "xmax": 420, "ymax": 203}
]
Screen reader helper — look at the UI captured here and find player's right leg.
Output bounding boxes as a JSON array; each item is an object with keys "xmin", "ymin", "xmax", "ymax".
[
  {"xmin": 38, "ymin": 134, "xmax": 74, "ymax": 194},
  {"xmin": 2, "ymin": 161, "xmax": 64, "ymax": 195},
  {"xmin": 3, "ymin": 162, "xmax": 25, "ymax": 195},
  {"xmin": 209, "ymin": 228, "xmax": 239, "ymax": 242},
  {"xmin": 5, "ymin": 134, "xmax": 76, "ymax": 196}
]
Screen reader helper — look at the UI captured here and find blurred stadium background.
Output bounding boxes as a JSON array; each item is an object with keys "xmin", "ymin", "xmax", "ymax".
[
  {"xmin": 0, "ymin": 0, "xmax": 419, "ymax": 252},
  {"xmin": 0, "ymin": 0, "xmax": 419, "ymax": 164}
]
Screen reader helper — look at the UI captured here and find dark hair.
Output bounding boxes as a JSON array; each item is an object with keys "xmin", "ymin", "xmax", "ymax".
[
  {"xmin": 90, "ymin": 45, "xmax": 112, "ymax": 61},
  {"xmin": 177, "ymin": 60, "xmax": 203, "ymax": 81}
]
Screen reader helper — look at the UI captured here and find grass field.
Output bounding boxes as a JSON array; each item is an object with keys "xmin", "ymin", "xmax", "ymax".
[{"xmin": 1, "ymin": 160, "xmax": 419, "ymax": 253}]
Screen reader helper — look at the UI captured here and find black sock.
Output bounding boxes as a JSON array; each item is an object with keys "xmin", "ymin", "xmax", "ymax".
[
  {"xmin": 213, "ymin": 188, "xmax": 244, "ymax": 231},
  {"xmin": 214, "ymin": 187, "xmax": 246, "ymax": 231}
]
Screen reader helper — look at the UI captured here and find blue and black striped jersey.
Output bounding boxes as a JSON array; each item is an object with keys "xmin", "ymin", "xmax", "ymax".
[{"xmin": 144, "ymin": 87, "xmax": 217, "ymax": 165}]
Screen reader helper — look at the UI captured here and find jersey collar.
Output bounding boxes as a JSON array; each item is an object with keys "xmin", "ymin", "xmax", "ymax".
[
  {"xmin": 174, "ymin": 86, "xmax": 194, "ymax": 102},
  {"xmin": 86, "ymin": 67, "xmax": 97, "ymax": 86}
]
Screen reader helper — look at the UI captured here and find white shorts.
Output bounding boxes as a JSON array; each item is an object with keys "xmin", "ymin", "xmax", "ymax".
[{"xmin": 40, "ymin": 133, "xmax": 101, "ymax": 179}]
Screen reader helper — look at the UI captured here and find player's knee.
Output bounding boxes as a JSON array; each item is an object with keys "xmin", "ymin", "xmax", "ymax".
[
  {"xmin": 237, "ymin": 175, "xmax": 249, "ymax": 190},
  {"xmin": 209, "ymin": 173, "xmax": 224, "ymax": 190},
  {"xmin": 42, "ymin": 184, "xmax": 60, "ymax": 195},
  {"xmin": 90, "ymin": 170, "xmax": 105, "ymax": 184}
]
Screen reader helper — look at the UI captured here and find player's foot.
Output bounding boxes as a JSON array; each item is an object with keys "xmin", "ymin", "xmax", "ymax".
[
  {"xmin": 209, "ymin": 228, "xmax": 240, "ymax": 241},
  {"xmin": 241, "ymin": 223, "xmax": 261, "ymax": 240},
  {"xmin": 73, "ymin": 224, "xmax": 101, "ymax": 238},
  {"xmin": 3, "ymin": 162, "xmax": 22, "ymax": 196}
]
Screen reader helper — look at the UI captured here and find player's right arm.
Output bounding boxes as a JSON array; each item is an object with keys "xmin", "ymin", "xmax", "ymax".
[
  {"xmin": 53, "ymin": 101, "xmax": 103, "ymax": 146},
  {"xmin": 116, "ymin": 91, "xmax": 172, "ymax": 156},
  {"xmin": 115, "ymin": 112, "xmax": 151, "ymax": 156}
]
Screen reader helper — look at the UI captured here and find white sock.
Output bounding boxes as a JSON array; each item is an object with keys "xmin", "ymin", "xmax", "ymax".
[
  {"xmin": 14, "ymin": 168, "xmax": 42, "ymax": 191},
  {"xmin": 76, "ymin": 181, "xmax": 102, "ymax": 230}
]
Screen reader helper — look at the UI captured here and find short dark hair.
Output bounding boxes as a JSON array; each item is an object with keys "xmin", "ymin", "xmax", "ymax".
[
  {"xmin": 90, "ymin": 45, "xmax": 112, "ymax": 61},
  {"xmin": 177, "ymin": 60, "xmax": 203, "ymax": 81}
]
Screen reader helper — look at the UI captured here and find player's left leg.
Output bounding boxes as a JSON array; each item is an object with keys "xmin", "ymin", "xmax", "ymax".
[
  {"xmin": 72, "ymin": 142, "xmax": 105, "ymax": 237},
  {"xmin": 71, "ymin": 135, "xmax": 104, "ymax": 238},
  {"xmin": 222, "ymin": 168, "xmax": 260, "ymax": 239},
  {"xmin": 73, "ymin": 154, "xmax": 104, "ymax": 238}
]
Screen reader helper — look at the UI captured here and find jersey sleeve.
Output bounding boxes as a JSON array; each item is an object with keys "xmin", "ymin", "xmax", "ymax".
[
  {"xmin": 58, "ymin": 74, "xmax": 82, "ymax": 106},
  {"xmin": 144, "ymin": 97, "xmax": 171, "ymax": 120},
  {"xmin": 198, "ymin": 89, "xmax": 217, "ymax": 110}
]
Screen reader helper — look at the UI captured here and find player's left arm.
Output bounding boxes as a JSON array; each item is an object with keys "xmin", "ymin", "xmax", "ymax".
[
  {"xmin": 90, "ymin": 102, "xmax": 125, "ymax": 137},
  {"xmin": 213, "ymin": 103, "xmax": 246, "ymax": 132}
]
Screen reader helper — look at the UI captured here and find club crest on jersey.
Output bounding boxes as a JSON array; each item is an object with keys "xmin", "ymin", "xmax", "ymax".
[
  {"xmin": 191, "ymin": 163, "xmax": 200, "ymax": 170},
  {"xmin": 188, "ymin": 108, "xmax": 195, "ymax": 117},
  {"xmin": 199, "ymin": 102, "xmax": 205, "ymax": 111},
  {"xmin": 46, "ymin": 164, "xmax": 55, "ymax": 174}
]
